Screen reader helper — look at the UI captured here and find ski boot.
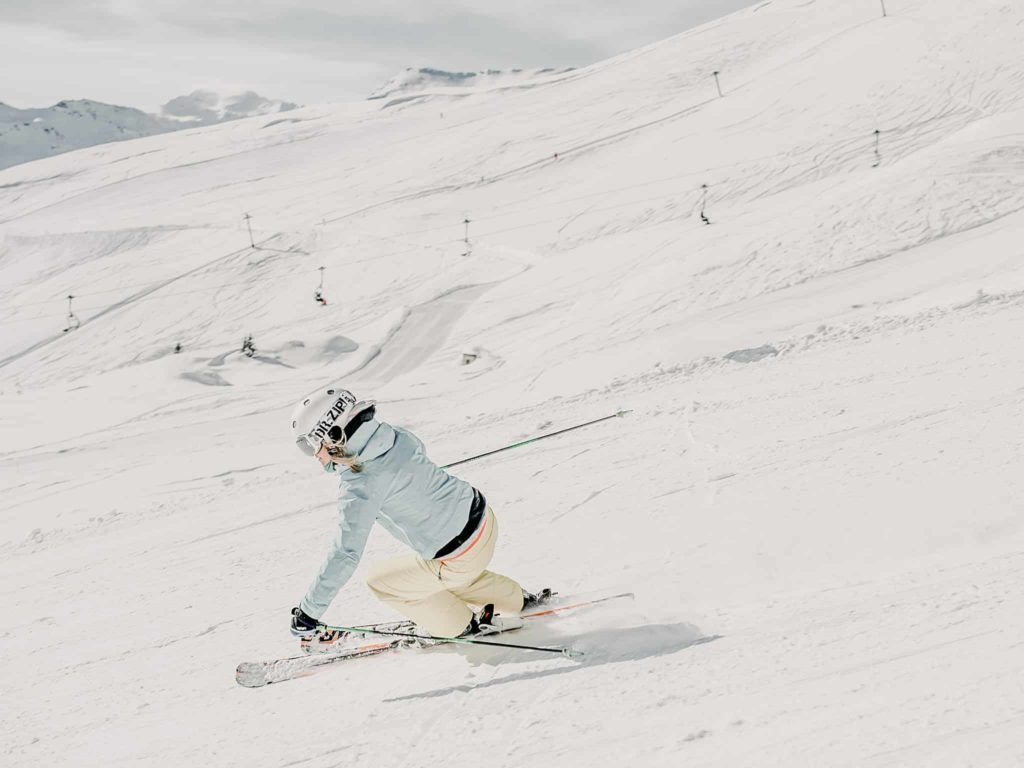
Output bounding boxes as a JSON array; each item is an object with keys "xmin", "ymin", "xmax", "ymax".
[
  {"xmin": 461, "ymin": 603, "xmax": 524, "ymax": 637},
  {"xmin": 521, "ymin": 588, "xmax": 556, "ymax": 612},
  {"xmin": 299, "ymin": 628, "xmax": 348, "ymax": 655}
]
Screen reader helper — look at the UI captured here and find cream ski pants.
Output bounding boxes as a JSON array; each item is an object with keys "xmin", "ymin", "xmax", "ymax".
[{"xmin": 366, "ymin": 507, "xmax": 524, "ymax": 637}]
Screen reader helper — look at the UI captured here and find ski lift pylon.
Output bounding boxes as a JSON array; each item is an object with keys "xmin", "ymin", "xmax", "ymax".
[{"xmin": 63, "ymin": 294, "xmax": 81, "ymax": 332}]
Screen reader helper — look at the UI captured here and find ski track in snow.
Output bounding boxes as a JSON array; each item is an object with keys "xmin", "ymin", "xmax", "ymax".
[
  {"xmin": 348, "ymin": 283, "xmax": 496, "ymax": 386},
  {"xmin": 3, "ymin": 0, "xmax": 1024, "ymax": 765}
]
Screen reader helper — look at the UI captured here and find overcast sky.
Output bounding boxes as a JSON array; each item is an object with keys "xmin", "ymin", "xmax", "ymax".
[{"xmin": 1, "ymin": 0, "xmax": 753, "ymax": 112}]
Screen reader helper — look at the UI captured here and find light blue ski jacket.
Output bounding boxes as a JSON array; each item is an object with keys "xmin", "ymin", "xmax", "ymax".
[{"xmin": 299, "ymin": 417, "xmax": 476, "ymax": 620}]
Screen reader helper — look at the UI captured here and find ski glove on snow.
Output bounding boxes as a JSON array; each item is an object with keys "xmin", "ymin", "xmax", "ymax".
[{"xmin": 290, "ymin": 606, "xmax": 322, "ymax": 637}]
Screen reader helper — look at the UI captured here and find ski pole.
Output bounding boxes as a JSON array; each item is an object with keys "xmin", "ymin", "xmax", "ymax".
[
  {"xmin": 442, "ymin": 409, "xmax": 631, "ymax": 469},
  {"xmin": 319, "ymin": 623, "xmax": 583, "ymax": 659}
]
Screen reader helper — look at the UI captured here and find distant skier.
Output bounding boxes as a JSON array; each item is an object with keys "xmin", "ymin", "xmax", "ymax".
[
  {"xmin": 241, "ymin": 335, "xmax": 256, "ymax": 358},
  {"xmin": 314, "ymin": 288, "xmax": 327, "ymax": 306},
  {"xmin": 288, "ymin": 385, "xmax": 542, "ymax": 642}
]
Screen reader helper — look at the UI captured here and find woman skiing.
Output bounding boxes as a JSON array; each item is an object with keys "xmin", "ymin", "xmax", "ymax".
[{"xmin": 288, "ymin": 384, "xmax": 540, "ymax": 642}]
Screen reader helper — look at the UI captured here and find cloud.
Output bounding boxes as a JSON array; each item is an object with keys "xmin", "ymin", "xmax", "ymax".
[
  {"xmin": 0, "ymin": 0, "xmax": 755, "ymax": 109},
  {"xmin": 165, "ymin": 7, "xmax": 610, "ymax": 70},
  {"xmin": 0, "ymin": 21, "xmax": 382, "ymax": 110},
  {"xmin": 0, "ymin": 0, "xmax": 145, "ymax": 37}
]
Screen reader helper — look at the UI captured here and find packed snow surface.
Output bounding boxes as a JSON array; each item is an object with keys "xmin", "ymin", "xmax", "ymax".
[{"xmin": 2, "ymin": 0, "xmax": 1024, "ymax": 765}]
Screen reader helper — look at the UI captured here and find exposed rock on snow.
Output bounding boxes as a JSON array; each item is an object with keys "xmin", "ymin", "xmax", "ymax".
[{"xmin": 368, "ymin": 67, "xmax": 574, "ymax": 101}]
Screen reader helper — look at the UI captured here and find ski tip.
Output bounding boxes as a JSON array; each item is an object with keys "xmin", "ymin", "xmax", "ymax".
[{"xmin": 235, "ymin": 666, "xmax": 269, "ymax": 688}]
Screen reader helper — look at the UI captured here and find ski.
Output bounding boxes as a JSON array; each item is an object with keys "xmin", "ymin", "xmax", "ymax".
[
  {"xmin": 235, "ymin": 640, "xmax": 404, "ymax": 688},
  {"xmin": 235, "ymin": 591, "xmax": 633, "ymax": 688},
  {"xmin": 522, "ymin": 591, "xmax": 633, "ymax": 620}
]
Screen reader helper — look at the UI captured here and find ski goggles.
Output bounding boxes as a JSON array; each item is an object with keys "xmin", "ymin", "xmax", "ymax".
[{"xmin": 296, "ymin": 424, "xmax": 345, "ymax": 457}]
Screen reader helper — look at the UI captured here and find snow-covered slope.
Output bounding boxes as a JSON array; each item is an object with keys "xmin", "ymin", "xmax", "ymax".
[
  {"xmin": 0, "ymin": 92, "xmax": 298, "ymax": 170},
  {"xmin": 2, "ymin": 0, "xmax": 1024, "ymax": 765}
]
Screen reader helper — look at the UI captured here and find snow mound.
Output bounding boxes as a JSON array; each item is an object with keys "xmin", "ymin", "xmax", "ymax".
[{"xmin": 180, "ymin": 370, "xmax": 231, "ymax": 387}]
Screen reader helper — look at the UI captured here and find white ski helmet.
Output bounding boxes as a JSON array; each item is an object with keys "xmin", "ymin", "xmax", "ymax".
[{"xmin": 290, "ymin": 385, "xmax": 375, "ymax": 456}]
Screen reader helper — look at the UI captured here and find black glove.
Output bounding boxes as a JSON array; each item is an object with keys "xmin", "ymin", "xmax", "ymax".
[{"xmin": 290, "ymin": 606, "xmax": 322, "ymax": 637}]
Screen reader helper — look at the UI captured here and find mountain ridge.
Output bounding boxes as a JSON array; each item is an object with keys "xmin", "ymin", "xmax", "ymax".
[
  {"xmin": 0, "ymin": 91, "xmax": 298, "ymax": 171},
  {"xmin": 367, "ymin": 66, "xmax": 576, "ymax": 101}
]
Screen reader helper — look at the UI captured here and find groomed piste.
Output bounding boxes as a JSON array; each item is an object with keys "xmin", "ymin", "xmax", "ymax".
[{"xmin": 2, "ymin": 0, "xmax": 1024, "ymax": 765}]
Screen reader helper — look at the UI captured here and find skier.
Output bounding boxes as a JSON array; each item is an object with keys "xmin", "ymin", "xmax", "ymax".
[
  {"xmin": 288, "ymin": 385, "xmax": 542, "ymax": 642},
  {"xmin": 241, "ymin": 335, "xmax": 256, "ymax": 358}
]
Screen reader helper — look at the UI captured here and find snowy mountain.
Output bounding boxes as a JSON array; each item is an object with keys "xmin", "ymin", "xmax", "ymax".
[
  {"xmin": 0, "ymin": 99, "xmax": 177, "ymax": 171},
  {"xmin": 0, "ymin": 92, "xmax": 298, "ymax": 170},
  {"xmin": 368, "ymin": 67, "xmax": 576, "ymax": 101},
  {"xmin": 159, "ymin": 89, "xmax": 300, "ymax": 125},
  {"xmin": 3, "ymin": 0, "xmax": 1024, "ymax": 766}
]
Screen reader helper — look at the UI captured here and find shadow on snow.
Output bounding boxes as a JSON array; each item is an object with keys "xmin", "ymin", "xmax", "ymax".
[{"xmin": 384, "ymin": 622, "xmax": 720, "ymax": 702}]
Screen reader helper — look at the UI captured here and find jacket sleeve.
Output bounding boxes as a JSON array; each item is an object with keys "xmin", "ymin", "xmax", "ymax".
[{"xmin": 299, "ymin": 480, "xmax": 378, "ymax": 620}]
